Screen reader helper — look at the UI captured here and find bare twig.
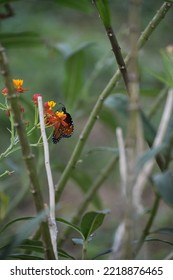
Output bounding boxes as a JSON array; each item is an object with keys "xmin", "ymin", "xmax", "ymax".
[
  {"xmin": 38, "ymin": 96, "xmax": 58, "ymax": 259},
  {"xmin": 93, "ymin": 0, "xmax": 129, "ymax": 94},
  {"xmin": 133, "ymin": 89, "xmax": 173, "ymax": 214},
  {"xmin": 116, "ymin": 128, "xmax": 127, "ymax": 195}
]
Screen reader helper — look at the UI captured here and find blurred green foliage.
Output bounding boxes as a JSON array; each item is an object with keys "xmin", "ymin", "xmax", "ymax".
[{"xmin": 0, "ymin": 0, "xmax": 173, "ymax": 260}]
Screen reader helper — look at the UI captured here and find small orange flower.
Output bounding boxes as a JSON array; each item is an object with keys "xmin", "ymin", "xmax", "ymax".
[
  {"xmin": 13, "ymin": 79, "xmax": 29, "ymax": 93},
  {"xmin": 13, "ymin": 79, "xmax": 23, "ymax": 88},
  {"xmin": 1, "ymin": 79, "xmax": 29, "ymax": 95},
  {"xmin": 55, "ymin": 111, "xmax": 68, "ymax": 127},
  {"xmin": 44, "ymin": 101, "xmax": 56, "ymax": 111},
  {"xmin": 48, "ymin": 101, "xmax": 56, "ymax": 109}
]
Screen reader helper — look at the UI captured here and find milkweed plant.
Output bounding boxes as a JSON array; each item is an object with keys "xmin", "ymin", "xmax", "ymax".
[{"xmin": 0, "ymin": 0, "xmax": 173, "ymax": 260}]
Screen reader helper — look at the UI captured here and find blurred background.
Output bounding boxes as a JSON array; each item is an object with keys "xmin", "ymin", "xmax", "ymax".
[{"xmin": 0, "ymin": 0, "xmax": 173, "ymax": 259}]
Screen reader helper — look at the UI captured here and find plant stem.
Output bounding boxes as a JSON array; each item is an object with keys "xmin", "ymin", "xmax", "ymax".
[
  {"xmin": 137, "ymin": 1, "xmax": 173, "ymax": 50},
  {"xmin": 55, "ymin": 1, "xmax": 172, "ymax": 203},
  {"xmin": 134, "ymin": 194, "xmax": 160, "ymax": 257},
  {"xmin": 38, "ymin": 96, "xmax": 58, "ymax": 259},
  {"xmin": 122, "ymin": 0, "xmax": 141, "ymax": 260},
  {"xmin": 0, "ymin": 45, "xmax": 55, "ymax": 260},
  {"xmin": 133, "ymin": 89, "xmax": 173, "ymax": 214},
  {"xmin": 93, "ymin": 0, "xmax": 129, "ymax": 94},
  {"xmin": 134, "ymin": 89, "xmax": 173, "ymax": 257}
]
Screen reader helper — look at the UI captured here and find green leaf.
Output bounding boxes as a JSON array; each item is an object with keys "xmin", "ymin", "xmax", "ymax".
[
  {"xmin": 0, "ymin": 212, "xmax": 47, "ymax": 259},
  {"xmin": 55, "ymin": 0, "xmax": 92, "ymax": 13},
  {"xmin": 137, "ymin": 144, "xmax": 166, "ymax": 171},
  {"xmin": 140, "ymin": 110, "xmax": 157, "ymax": 146},
  {"xmin": 80, "ymin": 209, "xmax": 109, "ymax": 241},
  {"xmin": 93, "ymin": 249, "xmax": 112, "ymax": 259},
  {"xmin": 94, "ymin": 0, "xmax": 111, "ymax": 27},
  {"xmin": 105, "ymin": 94, "xmax": 157, "ymax": 146},
  {"xmin": 147, "ymin": 69, "xmax": 173, "ymax": 88},
  {"xmin": 63, "ymin": 43, "xmax": 93, "ymax": 109},
  {"xmin": 19, "ymin": 239, "xmax": 44, "ymax": 254},
  {"xmin": 151, "ymin": 227, "xmax": 173, "ymax": 235},
  {"xmin": 56, "ymin": 218, "xmax": 84, "ymax": 238},
  {"xmin": 58, "ymin": 248, "xmax": 75, "ymax": 260},
  {"xmin": 0, "ymin": 32, "xmax": 42, "ymax": 48},
  {"xmin": 146, "ymin": 238, "xmax": 173, "ymax": 247},
  {"xmin": 152, "ymin": 170, "xmax": 173, "ymax": 208},
  {"xmin": 104, "ymin": 94, "xmax": 128, "ymax": 115},
  {"xmin": 87, "ymin": 146, "xmax": 119, "ymax": 155},
  {"xmin": 0, "ymin": 216, "xmax": 33, "ymax": 233}
]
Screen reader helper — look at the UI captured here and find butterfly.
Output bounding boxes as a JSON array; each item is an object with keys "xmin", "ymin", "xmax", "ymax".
[{"xmin": 52, "ymin": 106, "xmax": 74, "ymax": 144}]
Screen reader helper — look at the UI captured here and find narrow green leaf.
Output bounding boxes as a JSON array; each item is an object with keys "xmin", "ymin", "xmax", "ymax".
[
  {"xmin": 80, "ymin": 209, "xmax": 109, "ymax": 240},
  {"xmin": 0, "ymin": 32, "xmax": 42, "ymax": 48},
  {"xmin": 0, "ymin": 216, "xmax": 33, "ymax": 233},
  {"xmin": 151, "ymin": 227, "xmax": 173, "ymax": 235},
  {"xmin": 152, "ymin": 170, "xmax": 173, "ymax": 208},
  {"xmin": 18, "ymin": 239, "xmax": 44, "ymax": 256},
  {"xmin": 92, "ymin": 248, "xmax": 112, "ymax": 259},
  {"xmin": 94, "ymin": 0, "xmax": 111, "ymax": 27},
  {"xmin": 0, "ymin": 212, "xmax": 47, "ymax": 259},
  {"xmin": 104, "ymin": 94, "xmax": 128, "ymax": 114},
  {"xmin": 137, "ymin": 144, "xmax": 166, "ymax": 171},
  {"xmin": 146, "ymin": 238, "xmax": 173, "ymax": 247},
  {"xmin": 87, "ymin": 146, "xmax": 119, "ymax": 154},
  {"xmin": 140, "ymin": 110, "xmax": 157, "ymax": 146},
  {"xmin": 58, "ymin": 248, "xmax": 75, "ymax": 260},
  {"xmin": 63, "ymin": 43, "xmax": 93, "ymax": 109},
  {"xmin": 55, "ymin": 0, "xmax": 92, "ymax": 13},
  {"xmin": 105, "ymin": 94, "xmax": 157, "ymax": 146},
  {"xmin": 147, "ymin": 68, "xmax": 173, "ymax": 88},
  {"xmin": 56, "ymin": 218, "xmax": 84, "ymax": 238}
]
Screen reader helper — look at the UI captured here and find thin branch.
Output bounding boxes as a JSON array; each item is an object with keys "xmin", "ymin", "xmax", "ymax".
[
  {"xmin": 38, "ymin": 96, "xmax": 58, "ymax": 259},
  {"xmin": 0, "ymin": 45, "xmax": 55, "ymax": 260},
  {"xmin": 148, "ymin": 87, "xmax": 168, "ymax": 119},
  {"xmin": 55, "ymin": 1, "xmax": 172, "ymax": 203},
  {"xmin": 134, "ymin": 194, "xmax": 160, "ymax": 257},
  {"xmin": 133, "ymin": 89, "xmax": 173, "ymax": 214},
  {"xmin": 93, "ymin": 0, "xmax": 129, "ymax": 94},
  {"xmin": 116, "ymin": 128, "xmax": 127, "ymax": 195},
  {"xmin": 137, "ymin": 1, "xmax": 173, "ymax": 50}
]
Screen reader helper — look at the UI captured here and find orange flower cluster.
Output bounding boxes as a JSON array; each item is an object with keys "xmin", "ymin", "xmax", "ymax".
[
  {"xmin": 32, "ymin": 94, "xmax": 70, "ymax": 131},
  {"xmin": 1, "ymin": 79, "xmax": 29, "ymax": 95},
  {"xmin": 1, "ymin": 79, "xmax": 74, "ymax": 143}
]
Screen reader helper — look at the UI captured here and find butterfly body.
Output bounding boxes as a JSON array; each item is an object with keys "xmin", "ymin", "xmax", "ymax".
[{"xmin": 52, "ymin": 106, "xmax": 74, "ymax": 144}]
